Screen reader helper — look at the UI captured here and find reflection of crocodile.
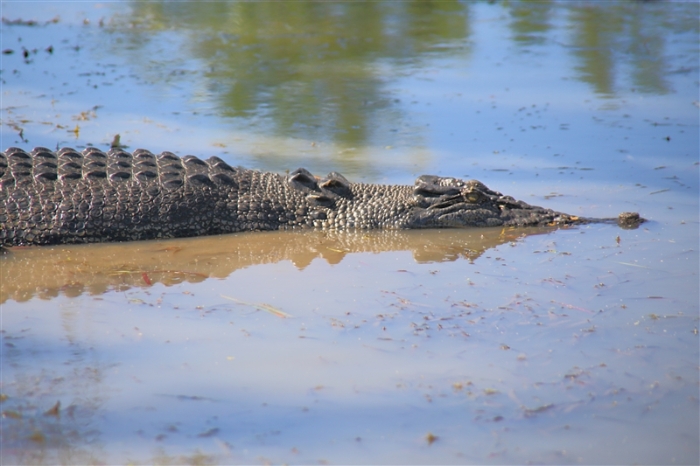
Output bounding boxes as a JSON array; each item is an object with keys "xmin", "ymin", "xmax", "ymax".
[
  {"xmin": 0, "ymin": 147, "xmax": 643, "ymax": 246},
  {"xmin": 0, "ymin": 227, "xmax": 555, "ymax": 303}
]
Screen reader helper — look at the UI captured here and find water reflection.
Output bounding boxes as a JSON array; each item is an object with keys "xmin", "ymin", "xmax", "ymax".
[
  {"xmin": 1, "ymin": 320, "xmax": 108, "ymax": 464},
  {"xmin": 0, "ymin": 227, "xmax": 557, "ymax": 303},
  {"xmin": 109, "ymin": 1, "xmax": 471, "ymax": 148},
  {"xmin": 100, "ymin": 0, "xmax": 688, "ymax": 149},
  {"xmin": 508, "ymin": 1, "xmax": 554, "ymax": 46},
  {"xmin": 569, "ymin": 3, "xmax": 674, "ymax": 96}
]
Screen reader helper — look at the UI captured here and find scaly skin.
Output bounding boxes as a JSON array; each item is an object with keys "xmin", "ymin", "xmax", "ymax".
[{"xmin": 0, "ymin": 147, "xmax": 643, "ymax": 246}]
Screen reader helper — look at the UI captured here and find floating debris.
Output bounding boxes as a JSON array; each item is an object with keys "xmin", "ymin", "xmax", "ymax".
[
  {"xmin": 44, "ymin": 400, "xmax": 60, "ymax": 417},
  {"xmin": 221, "ymin": 295, "xmax": 291, "ymax": 318},
  {"xmin": 523, "ymin": 403, "xmax": 555, "ymax": 417}
]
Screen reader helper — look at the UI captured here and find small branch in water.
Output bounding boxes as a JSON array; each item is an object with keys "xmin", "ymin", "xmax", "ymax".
[{"xmin": 221, "ymin": 295, "xmax": 291, "ymax": 318}]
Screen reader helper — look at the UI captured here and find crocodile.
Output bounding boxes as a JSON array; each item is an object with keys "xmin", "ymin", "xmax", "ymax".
[{"xmin": 0, "ymin": 147, "xmax": 643, "ymax": 246}]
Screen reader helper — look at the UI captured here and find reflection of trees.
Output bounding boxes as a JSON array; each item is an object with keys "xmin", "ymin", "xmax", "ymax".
[
  {"xmin": 115, "ymin": 1, "xmax": 471, "ymax": 147},
  {"xmin": 106, "ymin": 1, "xmax": 692, "ymax": 144},
  {"xmin": 508, "ymin": 0, "xmax": 554, "ymax": 46},
  {"xmin": 506, "ymin": 1, "xmax": 685, "ymax": 97},
  {"xmin": 567, "ymin": 3, "xmax": 674, "ymax": 97},
  {"xmin": 569, "ymin": 5, "xmax": 619, "ymax": 96}
]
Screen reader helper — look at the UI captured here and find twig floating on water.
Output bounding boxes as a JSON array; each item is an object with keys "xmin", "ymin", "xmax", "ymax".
[{"xmin": 221, "ymin": 295, "xmax": 292, "ymax": 318}]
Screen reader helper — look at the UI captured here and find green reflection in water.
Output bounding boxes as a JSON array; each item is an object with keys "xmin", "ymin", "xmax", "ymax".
[
  {"xmin": 116, "ymin": 1, "xmax": 471, "ymax": 148},
  {"xmin": 108, "ymin": 1, "xmax": 694, "ymax": 145},
  {"xmin": 569, "ymin": 2, "xmax": 676, "ymax": 97},
  {"xmin": 508, "ymin": 0, "xmax": 554, "ymax": 46}
]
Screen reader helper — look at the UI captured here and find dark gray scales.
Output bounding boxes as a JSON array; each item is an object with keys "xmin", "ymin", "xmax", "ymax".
[{"xmin": 0, "ymin": 147, "xmax": 643, "ymax": 246}]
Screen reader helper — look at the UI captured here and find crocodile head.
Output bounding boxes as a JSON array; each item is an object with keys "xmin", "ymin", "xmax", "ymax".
[{"xmin": 407, "ymin": 175, "xmax": 642, "ymax": 229}]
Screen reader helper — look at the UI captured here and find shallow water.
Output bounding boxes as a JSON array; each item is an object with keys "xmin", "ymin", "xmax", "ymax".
[
  {"xmin": 0, "ymin": 228, "xmax": 560, "ymax": 303},
  {"xmin": 1, "ymin": 1, "xmax": 698, "ymax": 464}
]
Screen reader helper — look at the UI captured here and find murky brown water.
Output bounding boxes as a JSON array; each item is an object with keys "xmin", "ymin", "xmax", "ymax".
[
  {"xmin": 1, "ymin": 228, "xmax": 558, "ymax": 304},
  {"xmin": 1, "ymin": 1, "xmax": 698, "ymax": 465}
]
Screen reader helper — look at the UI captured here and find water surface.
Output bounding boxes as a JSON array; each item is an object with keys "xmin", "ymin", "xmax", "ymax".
[{"xmin": 1, "ymin": 1, "xmax": 698, "ymax": 464}]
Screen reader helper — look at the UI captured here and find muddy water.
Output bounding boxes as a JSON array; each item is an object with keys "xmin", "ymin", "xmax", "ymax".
[
  {"xmin": 1, "ymin": 1, "xmax": 698, "ymax": 465},
  {"xmin": 1, "ymin": 228, "xmax": 557, "ymax": 303}
]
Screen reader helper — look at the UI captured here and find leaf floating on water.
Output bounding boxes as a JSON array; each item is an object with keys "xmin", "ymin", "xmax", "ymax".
[
  {"xmin": 523, "ymin": 403, "xmax": 555, "ymax": 417},
  {"xmin": 176, "ymin": 395, "xmax": 207, "ymax": 401},
  {"xmin": 197, "ymin": 427, "xmax": 220, "ymax": 438},
  {"xmin": 551, "ymin": 300, "xmax": 593, "ymax": 314},
  {"xmin": 618, "ymin": 262, "xmax": 650, "ymax": 269},
  {"xmin": 2, "ymin": 410, "xmax": 21, "ymax": 419},
  {"xmin": 110, "ymin": 269, "xmax": 139, "ymax": 276},
  {"xmin": 157, "ymin": 246, "xmax": 184, "ymax": 253},
  {"xmin": 44, "ymin": 400, "xmax": 60, "ymax": 417},
  {"xmin": 221, "ymin": 295, "xmax": 291, "ymax": 318}
]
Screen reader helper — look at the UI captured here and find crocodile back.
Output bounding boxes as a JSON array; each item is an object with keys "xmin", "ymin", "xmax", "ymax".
[{"xmin": 0, "ymin": 147, "xmax": 243, "ymax": 245}]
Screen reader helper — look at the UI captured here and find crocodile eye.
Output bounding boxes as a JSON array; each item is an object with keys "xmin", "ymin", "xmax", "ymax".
[{"xmin": 464, "ymin": 188, "xmax": 486, "ymax": 204}]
